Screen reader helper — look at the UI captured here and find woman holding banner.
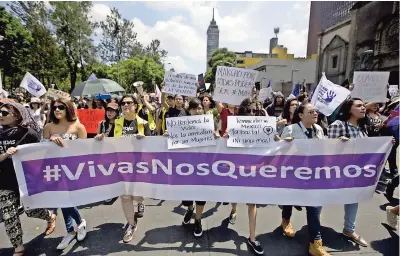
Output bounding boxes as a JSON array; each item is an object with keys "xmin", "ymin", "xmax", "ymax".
[
  {"xmin": 43, "ymin": 98, "xmax": 88, "ymax": 250},
  {"xmin": 327, "ymin": 98, "xmax": 369, "ymax": 247},
  {"xmin": 180, "ymin": 98, "xmax": 208, "ymax": 237},
  {"xmin": 279, "ymin": 102, "xmax": 328, "ymax": 256},
  {"xmin": 223, "ymin": 97, "xmax": 264, "ymax": 255},
  {"xmin": 95, "ymin": 95, "xmax": 151, "ymax": 243},
  {"xmin": 0, "ymin": 100, "xmax": 57, "ymax": 256}
]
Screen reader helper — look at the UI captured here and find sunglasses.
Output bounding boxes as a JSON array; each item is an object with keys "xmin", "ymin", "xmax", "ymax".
[
  {"xmin": 246, "ymin": 108, "xmax": 256, "ymax": 114},
  {"xmin": 52, "ymin": 105, "xmax": 66, "ymax": 111},
  {"xmin": 0, "ymin": 110, "xmax": 10, "ymax": 117},
  {"xmin": 120, "ymin": 101, "xmax": 134, "ymax": 106}
]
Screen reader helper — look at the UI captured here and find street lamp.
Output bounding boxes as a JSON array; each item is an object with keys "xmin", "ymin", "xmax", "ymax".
[{"xmin": 291, "ymin": 69, "xmax": 299, "ymax": 89}]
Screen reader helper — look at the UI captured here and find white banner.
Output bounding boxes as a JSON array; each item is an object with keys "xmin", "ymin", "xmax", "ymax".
[
  {"xmin": 227, "ymin": 116, "xmax": 276, "ymax": 148},
  {"xmin": 214, "ymin": 66, "xmax": 259, "ymax": 105},
  {"xmin": 163, "ymin": 72, "xmax": 197, "ymax": 97},
  {"xmin": 311, "ymin": 73, "xmax": 350, "ymax": 116},
  {"xmin": 166, "ymin": 114, "xmax": 216, "ymax": 149},
  {"xmin": 19, "ymin": 72, "xmax": 47, "ymax": 97},
  {"xmin": 12, "ymin": 137, "xmax": 392, "ymax": 209},
  {"xmin": 351, "ymin": 71, "xmax": 390, "ymax": 102}
]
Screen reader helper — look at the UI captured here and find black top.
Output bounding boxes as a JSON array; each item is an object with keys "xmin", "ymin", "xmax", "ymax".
[
  {"xmin": 160, "ymin": 107, "xmax": 188, "ymax": 131},
  {"xmin": 122, "ymin": 118, "xmax": 151, "ymax": 137},
  {"xmin": 0, "ymin": 127, "xmax": 40, "ymax": 193}
]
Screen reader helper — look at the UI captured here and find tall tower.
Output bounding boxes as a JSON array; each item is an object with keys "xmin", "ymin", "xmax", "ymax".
[
  {"xmin": 206, "ymin": 8, "xmax": 220, "ymax": 71},
  {"xmin": 269, "ymin": 27, "xmax": 279, "ymax": 56}
]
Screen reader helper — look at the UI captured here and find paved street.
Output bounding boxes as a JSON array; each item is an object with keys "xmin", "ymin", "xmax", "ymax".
[{"xmin": 0, "ymin": 185, "xmax": 398, "ymax": 256}]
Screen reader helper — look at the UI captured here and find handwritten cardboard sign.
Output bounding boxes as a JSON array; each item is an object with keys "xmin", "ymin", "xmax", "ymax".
[
  {"xmin": 76, "ymin": 109, "xmax": 105, "ymax": 134},
  {"xmin": 227, "ymin": 116, "xmax": 276, "ymax": 148},
  {"xmin": 351, "ymin": 71, "xmax": 389, "ymax": 102},
  {"xmin": 166, "ymin": 114, "xmax": 216, "ymax": 149},
  {"xmin": 163, "ymin": 72, "xmax": 197, "ymax": 97},
  {"xmin": 46, "ymin": 88, "xmax": 71, "ymax": 100},
  {"xmin": 214, "ymin": 66, "xmax": 259, "ymax": 105}
]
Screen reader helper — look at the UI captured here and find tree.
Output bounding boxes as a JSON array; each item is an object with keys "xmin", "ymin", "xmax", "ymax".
[
  {"xmin": 98, "ymin": 7, "xmax": 137, "ymax": 64},
  {"xmin": 144, "ymin": 39, "xmax": 168, "ymax": 64},
  {"xmin": 0, "ymin": 6, "xmax": 33, "ymax": 89},
  {"xmin": 9, "ymin": 1, "xmax": 68, "ymax": 87},
  {"xmin": 204, "ymin": 48, "xmax": 236, "ymax": 84},
  {"xmin": 50, "ymin": 1, "xmax": 95, "ymax": 92}
]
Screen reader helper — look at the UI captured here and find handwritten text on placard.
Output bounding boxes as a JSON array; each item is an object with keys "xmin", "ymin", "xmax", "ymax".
[
  {"xmin": 214, "ymin": 66, "xmax": 259, "ymax": 105},
  {"xmin": 227, "ymin": 116, "xmax": 276, "ymax": 148},
  {"xmin": 351, "ymin": 72, "xmax": 389, "ymax": 102},
  {"xmin": 76, "ymin": 109, "xmax": 105, "ymax": 134},
  {"xmin": 166, "ymin": 114, "xmax": 216, "ymax": 149},
  {"xmin": 163, "ymin": 72, "xmax": 197, "ymax": 97}
]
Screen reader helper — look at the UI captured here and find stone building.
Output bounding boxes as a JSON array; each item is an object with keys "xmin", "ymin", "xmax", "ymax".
[{"xmin": 317, "ymin": 1, "xmax": 399, "ymax": 85}]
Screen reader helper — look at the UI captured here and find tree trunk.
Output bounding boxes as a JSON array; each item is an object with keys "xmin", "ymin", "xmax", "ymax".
[{"xmin": 70, "ymin": 70, "xmax": 77, "ymax": 93}]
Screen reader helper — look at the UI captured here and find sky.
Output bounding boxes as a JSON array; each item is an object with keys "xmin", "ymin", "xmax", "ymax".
[{"xmin": 89, "ymin": 1, "xmax": 311, "ymax": 75}]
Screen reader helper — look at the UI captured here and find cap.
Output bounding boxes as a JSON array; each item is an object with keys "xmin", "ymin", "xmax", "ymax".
[
  {"xmin": 29, "ymin": 97, "xmax": 41, "ymax": 104},
  {"xmin": 106, "ymin": 103, "xmax": 119, "ymax": 110}
]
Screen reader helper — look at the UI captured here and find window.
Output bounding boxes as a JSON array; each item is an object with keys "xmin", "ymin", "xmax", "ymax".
[
  {"xmin": 332, "ymin": 55, "xmax": 338, "ymax": 68},
  {"xmin": 236, "ymin": 60, "xmax": 245, "ymax": 64}
]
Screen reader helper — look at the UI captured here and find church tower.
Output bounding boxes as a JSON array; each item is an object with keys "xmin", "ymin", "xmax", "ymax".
[{"xmin": 206, "ymin": 8, "xmax": 220, "ymax": 71}]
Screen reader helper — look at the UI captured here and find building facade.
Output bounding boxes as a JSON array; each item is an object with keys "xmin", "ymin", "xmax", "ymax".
[
  {"xmin": 206, "ymin": 8, "xmax": 220, "ymax": 71},
  {"xmin": 307, "ymin": 1, "xmax": 354, "ymax": 57},
  {"xmin": 249, "ymin": 58, "xmax": 318, "ymax": 96},
  {"xmin": 317, "ymin": 1, "xmax": 399, "ymax": 86}
]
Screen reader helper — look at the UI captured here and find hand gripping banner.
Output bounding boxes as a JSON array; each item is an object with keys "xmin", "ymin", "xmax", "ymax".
[{"xmin": 12, "ymin": 137, "xmax": 393, "ymax": 209}]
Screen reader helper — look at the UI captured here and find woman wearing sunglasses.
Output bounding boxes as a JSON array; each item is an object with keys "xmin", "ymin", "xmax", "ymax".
[
  {"xmin": 279, "ymin": 102, "xmax": 328, "ymax": 256},
  {"xmin": 222, "ymin": 98, "xmax": 264, "ymax": 255},
  {"xmin": 95, "ymin": 95, "xmax": 151, "ymax": 243},
  {"xmin": 95, "ymin": 103, "xmax": 119, "ymax": 139},
  {"xmin": 0, "ymin": 100, "xmax": 57, "ymax": 256},
  {"xmin": 43, "ymin": 98, "xmax": 88, "ymax": 250}
]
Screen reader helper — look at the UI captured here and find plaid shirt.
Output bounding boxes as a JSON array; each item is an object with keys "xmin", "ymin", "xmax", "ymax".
[{"xmin": 327, "ymin": 120, "xmax": 368, "ymax": 139}]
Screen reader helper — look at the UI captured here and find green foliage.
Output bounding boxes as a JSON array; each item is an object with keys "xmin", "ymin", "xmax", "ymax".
[
  {"xmin": 0, "ymin": 6, "xmax": 32, "ymax": 88},
  {"xmin": 204, "ymin": 48, "xmax": 236, "ymax": 84},
  {"xmin": 0, "ymin": 2, "xmax": 168, "ymax": 94}
]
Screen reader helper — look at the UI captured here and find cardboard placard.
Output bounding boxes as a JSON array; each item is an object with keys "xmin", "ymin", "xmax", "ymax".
[{"xmin": 76, "ymin": 109, "xmax": 105, "ymax": 134}]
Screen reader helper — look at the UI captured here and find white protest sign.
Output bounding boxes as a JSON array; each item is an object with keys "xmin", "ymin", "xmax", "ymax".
[
  {"xmin": 166, "ymin": 114, "xmax": 216, "ymax": 149},
  {"xmin": 311, "ymin": 73, "xmax": 350, "ymax": 116},
  {"xmin": 46, "ymin": 88, "xmax": 71, "ymax": 100},
  {"xmin": 389, "ymin": 85, "xmax": 398, "ymax": 97},
  {"xmin": 258, "ymin": 88, "xmax": 271, "ymax": 102},
  {"xmin": 214, "ymin": 66, "xmax": 259, "ymax": 105},
  {"xmin": 227, "ymin": 116, "xmax": 276, "ymax": 148},
  {"xmin": 351, "ymin": 71, "xmax": 389, "ymax": 102},
  {"xmin": 163, "ymin": 72, "xmax": 197, "ymax": 97}
]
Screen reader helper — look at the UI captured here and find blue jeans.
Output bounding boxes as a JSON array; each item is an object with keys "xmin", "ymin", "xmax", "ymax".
[
  {"xmin": 61, "ymin": 207, "xmax": 82, "ymax": 233},
  {"xmin": 344, "ymin": 203, "xmax": 358, "ymax": 233},
  {"xmin": 282, "ymin": 205, "xmax": 322, "ymax": 242}
]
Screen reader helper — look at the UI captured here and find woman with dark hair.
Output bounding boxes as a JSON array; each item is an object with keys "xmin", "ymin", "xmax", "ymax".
[
  {"xmin": 225, "ymin": 97, "xmax": 264, "ymax": 255},
  {"xmin": 327, "ymin": 98, "xmax": 368, "ymax": 247},
  {"xmin": 95, "ymin": 95, "xmax": 150, "ymax": 243},
  {"xmin": 0, "ymin": 100, "xmax": 57, "ymax": 255},
  {"xmin": 161, "ymin": 94, "xmax": 188, "ymax": 136},
  {"xmin": 43, "ymin": 98, "xmax": 88, "ymax": 250},
  {"xmin": 181, "ymin": 98, "xmax": 208, "ymax": 237},
  {"xmin": 365, "ymin": 102, "xmax": 383, "ymax": 137},
  {"xmin": 202, "ymin": 95, "xmax": 216, "ymax": 115},
  {"xmin": 276, "ymin": 98, "xmax": 298, "ymax": 135},
  {"xmin": 280, "ymin": 102, "xmax": 327, "ymax": 256},
  {"xmin": 95, "ymin": 103, "xmax": 119, "ymax": 139}
]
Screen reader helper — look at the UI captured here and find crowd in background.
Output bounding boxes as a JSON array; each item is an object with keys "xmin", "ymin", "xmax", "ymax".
[{"xmin": 0, "ymin": 82, "xmax": 398, "ymax": 256}]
